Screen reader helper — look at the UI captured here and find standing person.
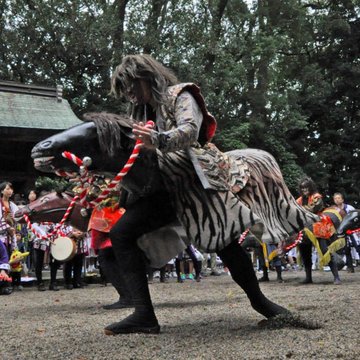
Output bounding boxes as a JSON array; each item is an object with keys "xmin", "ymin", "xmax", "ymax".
[
  {"xmin": 296, "ymin": 178, "xmax": 341, "ymax": 284},
  {"xmin": 296, "ymin": 178, "xmax": 324, "ymax": 284},
  {"xmin": 63, "ymin": 227, "xmax": 87, "ymax": 290},
  {"xmin": 200, "ymin": 252, "xmax": 221, "ymax": 277},
  {"xmin": 105, "ymin": 54, "xmax": 290, "ymax": 335},
  {"xmin": 175, "ymin": 245, "xmax": 201, "ymax": 282},
  {"xmin": 30, "ymin": 223, "xmax": 54, "ymax": 291},
  {"xmin": 88, "ymin": 192, "xmax": 133, "ymax": 310},
  {"xmin": 0, "ymin": 182, "xmax": 19, "ymax": 257},
  {"xmin": 333, "ymin": 192, "xmax": 359, "ymax": 272},
  {"xmin": 29, "ymin": 191, "xmax": 62, "ymax": 291},
  {"xmin": 25, "ymin": 190, "xmax": 38, "ymax": 271},
  {"xmin": 257, "ymin": 243, "xmax": 284, "ymax": 283}
]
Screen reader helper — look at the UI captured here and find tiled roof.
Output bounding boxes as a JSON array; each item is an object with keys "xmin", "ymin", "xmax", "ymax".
[{"xmin": 0, "ymin": 81, "xmax": 82, "ymax": 130}]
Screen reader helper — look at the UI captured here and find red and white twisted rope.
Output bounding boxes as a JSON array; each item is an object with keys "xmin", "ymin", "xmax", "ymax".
[
  {"xmin": 283, "ymin": 231, "xmax": 304, "ymax": 252},
  {"xmin": 238, "ymin": 229, "xmax": 250, "ymax": 245},
  {"xmin": 60, "ymin": 120, "xmax": 154, "ymax": 209},
  {"xmin": 62, "ymin": 151, "xmax": 83, "ymax": 167},
  {"xmin": 88, "ymin": 139, "xmax": 143, "ymax": 206},
  {"xmin": 346, "ymin": 228, "xmax": 360, "ymax": 235}
]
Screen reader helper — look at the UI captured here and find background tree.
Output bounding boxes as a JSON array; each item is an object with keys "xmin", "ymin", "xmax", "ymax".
[{"xmin": 0, "ymin": 0, "xmax": 359, "ymax": 204}]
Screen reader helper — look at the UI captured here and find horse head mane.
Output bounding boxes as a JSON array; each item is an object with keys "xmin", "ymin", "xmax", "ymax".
[{"xmin": 82, "ymin": 112, "xmax": 134, "ymax": 157}]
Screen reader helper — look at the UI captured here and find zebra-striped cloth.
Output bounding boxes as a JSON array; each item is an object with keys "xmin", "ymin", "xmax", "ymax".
[{"xmin": 137, "ymin": 147, "xmax": 319, "ymax": 267}]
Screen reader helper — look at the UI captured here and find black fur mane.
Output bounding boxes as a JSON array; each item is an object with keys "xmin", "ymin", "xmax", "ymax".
[{"xmin": 82, "ymin": 112, "xmax": 134, "ymax": 156}]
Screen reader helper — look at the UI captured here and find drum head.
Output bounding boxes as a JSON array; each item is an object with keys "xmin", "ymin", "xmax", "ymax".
[{"xmin": 51, "ymin": 236, "xmax": 76, "ymax": 262}]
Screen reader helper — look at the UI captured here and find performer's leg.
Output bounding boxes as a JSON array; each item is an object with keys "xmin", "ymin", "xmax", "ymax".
[
  {"xmin": 256, "ymin": 247, "xmax": 269, "ymax": 282},
  {"xmin": 185, "ymin": 246, "xmax": 201, "ymax": 281},
  {"xmin": 272, "ymin": 255, "xmax": 284, "ymax": 283},
  {"xmin": 105, "ymin": 192, "xmax": 176, "ymax": 335},
  {"xmin": 209, "ymin": 253, "xmax": 220, "ymax": 275},
  {"xmin": 319, "ymin": 239, "xmax": 341, "ymax": 284},
  {"xmin": 159, "ymin": 266, "xmax": 167, "ymax": 283},
  {"xmin": 218, "ymin": 241, "xmax": 289, "ymax": 318},
  {"xmin": 34, "ymin": 248, "xmax": 46, "ymax": 291},
  {"xmin": 98, "ymin": 247, "xmax": 133, "ymax": 309},
  {"xmin": 147, "ymin": 265, "xmax": 154, "ymax": 283},
  {"xmin": 175, "ymin": 257, "xmax": 183, "ymax": 282},
  {"xmin": 298, "ymin": 240, "xmax": 313, "ymax": 284},
  {"xmin": 49, "ymin": 256, "xmax": 60, "ymax": 291},
  {"xmin": 72, "ymin": 254, "xmax": 84, "ymax": 288},
  {"xmin": 63, "ymin": 260, "xmax": 73, "ymax": 288}
]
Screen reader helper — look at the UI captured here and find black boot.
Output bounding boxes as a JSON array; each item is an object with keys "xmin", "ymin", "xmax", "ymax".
[
  {"xmin": 98, "ymin": 248, "xmax": 133, "ymax": 310},
  {"xmin": 258, "ymin": 267, "xmax": 269, "ymax": 282},
  {"xmin": 175, "ymin": 258, "xmax": 183, "ymax": 283},
  {"xmin": 104, "ymin": 248, "xmax": 160, "ymax": 335},
  {"xmin": 147, "ymin": 268, "xmax": 154, "ymax": 284},
  {"xmin": 103, "ymin": 299, "xmax": 131, "ymax": 310},
  {"xmin": 300, "ymin": 264, "xmax": 313, "ymax": 284},
  {"xmin": 49, "ymin": 282, "xmax": 59, "ymax": 291},
  {"xmin": 159, "ymin": 267, "xmax": 167, "ymax": 283},
  {"xmin": 299, "ymin": 241, "xmax": 313, "ymax": 284},
  {"xmin": 275, "ymin": 266, "xmax": 284, "ymax": 283},
  {"xmin": 329, "ymin": 260, "xmax": 341, "ymax": 285},
  {"xmin": 218, "ymin": 241, "xmax": 289, "ymax": 319}
]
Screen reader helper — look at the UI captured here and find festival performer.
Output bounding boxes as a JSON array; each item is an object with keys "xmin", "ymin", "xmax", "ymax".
[
  {"xmin": 0, "ymin": 240, "xmax": 12, "ymax": 295},
  {"xmin": 31, "ymin": 222, "xmax": 63, "ymax": 291},
  {"xmin": 105, "ymin": 54, "xmax": 292, "ymax": 335},
  {"xmin": 63, "ymin": 227, "xmax": 88, "ymax": 289},
  {"xmin": 296, "ymin": 178, "xmax": 342, "ymax": 284},
  {"xmin": 296, "ymin": 178, "xmax": 324, "ymax": 214},
  {"xmin": 88, "ymin": 188, "xmax": 133, "ymax": 309},
  {"xmin": 0, "ymin": 182, "xmax": 19, "ymax": 257}
]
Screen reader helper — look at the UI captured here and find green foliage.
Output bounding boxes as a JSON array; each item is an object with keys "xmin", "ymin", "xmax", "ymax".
[
  {"xmin": 1, "ymin": 0, "xmax": 359, "ymax": 204},
  {"xmin": 35, "ymin": 177, "xmax": 69, "ymax": 193}
]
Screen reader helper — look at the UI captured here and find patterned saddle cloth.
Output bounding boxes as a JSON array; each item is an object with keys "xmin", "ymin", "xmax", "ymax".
[{"xmin": 194, "ymin": 142, "xmax": 251, "ymax": 194}]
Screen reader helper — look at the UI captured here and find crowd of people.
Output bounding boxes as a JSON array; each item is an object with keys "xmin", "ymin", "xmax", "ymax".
[
  {"xmin": 0, "ymin": 182, "xmax": 229, "ymax": 297},
  {"xmin": 0, "ymin": 178, "xmax": 358, "ymax": 298}
]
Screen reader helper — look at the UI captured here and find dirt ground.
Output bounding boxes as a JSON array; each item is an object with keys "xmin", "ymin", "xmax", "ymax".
[{"xmin": 2, "ymin": 269, "xmax": 360, "ymax": 360}]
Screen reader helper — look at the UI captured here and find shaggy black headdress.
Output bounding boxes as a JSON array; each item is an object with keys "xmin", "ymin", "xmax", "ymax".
[{"xmin": 82, "ymin": 112, "xmax": 134, "ymax": 157}]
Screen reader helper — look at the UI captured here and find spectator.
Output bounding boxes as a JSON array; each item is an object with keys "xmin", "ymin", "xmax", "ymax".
[
  {"xmin": 200, "ymin": 251, "xmax": 221, "ymax": 276},
  {"xmin": 257, "ymin": 243, "xmax": 284, "ymax": 283},
  {"xmin": 333, "ymin": 192, "xmax": 359, "ymax": 272},
  {"xmin": 0, "ymin": 182, "xmax": 19, "ymax": 256},
  {"xmin": 0, "ymin": 240, "xmax": 12, "ymax": 295},
  {"xmin": 175, "ymin": 245, "xmax": 201, "ymax": 282},
  {"xmin": 147, "ymin": 265, "xmax": 167, "ymax": 283},
  {"xmin": 63, "ymin": 227, "xmax": 88, "ymax": 290}
]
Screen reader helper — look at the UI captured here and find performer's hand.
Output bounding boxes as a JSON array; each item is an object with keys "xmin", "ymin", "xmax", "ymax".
[{"xmin": 132, "ymin": 122, "xmax": 156, "ymax": 149}]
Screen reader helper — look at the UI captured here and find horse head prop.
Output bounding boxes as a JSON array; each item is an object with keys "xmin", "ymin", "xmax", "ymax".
[
  {"xmin": 31, "ymin": 113, "xmax": 135, "ymax": 174},
  {"xmin": 337, "ymin": 210, "xmax": 360, "ymax": 236},
  {"xmin": 15, "ymin": 192, "xmax": 89, "ymax": 232},
  {"xmin": 31, "ymin": 112, "xmax": 163, "ymax": 196}
]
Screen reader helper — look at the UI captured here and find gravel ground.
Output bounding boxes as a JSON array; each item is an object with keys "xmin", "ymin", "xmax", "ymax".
[{"xmin": 2, "ymin": 269, "xmax": 360, "ymax": 360}]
